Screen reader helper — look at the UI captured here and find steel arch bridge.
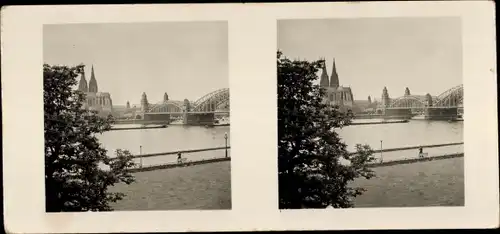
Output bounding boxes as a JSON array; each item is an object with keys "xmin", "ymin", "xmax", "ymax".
[
  {"xmin": 434, "ymin": 84, "xmax": 463, "ymax": 108},
  {"xmin": 149, "ymin": 101, "xmax": 185, "ymax": 113},
  {"xmin": 386, "ymin": 85, "xmax": 463, "ymax": 109},
  {"xmin": 192, "ymin": 88, "xmax": 229, "ymax": 112},
  {"xmin": 147, "ymin": 88, "xmax": 230, "ymax": 114},
  {"xmin": 388, "ymin": 96, "xmax": 427, "ymax": 109}
]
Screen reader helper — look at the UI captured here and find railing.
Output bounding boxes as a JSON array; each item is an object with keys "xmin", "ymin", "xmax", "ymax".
[
  {"xmin": 112, "ymin": 146, "xmax": 231, "ymax": 172},
  {"xmin": 348, "ymin": 142, "xmax": 464, "ymax": 156},
  {"xmin": 128, "ymin": 157, "xmax": 230, "ymax": 173},
  {"xmin": 368, "ymin": 153, "xmax": 463, "ymax": 168},
  {"xmin": 131, "ymin": 146, "xmax": 231, "ymax": 159},
  {"xmin": 347, "ymin": 142, "xmax": 464, "ymax": 165},
  {"xmin": 117, "ymin": 142, "xmax": 463, "ymax": 172}
]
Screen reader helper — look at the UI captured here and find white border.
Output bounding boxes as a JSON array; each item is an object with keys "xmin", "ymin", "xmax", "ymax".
[{"xmin": 1, "ymin": 2, "xmax": 498, "ymax": 233}]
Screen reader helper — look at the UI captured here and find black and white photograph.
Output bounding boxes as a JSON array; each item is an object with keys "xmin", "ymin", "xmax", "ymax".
[
  {"xmin": 43, "ymin": 21, "xmax": 231, "ymax": 211},
  {"xmin": 277, "ymin": 17, "xmax": 464, "ymax": 208},
  {"xmin": 2, "ymin": 2, "xmax": 498, "ymax": 233}
]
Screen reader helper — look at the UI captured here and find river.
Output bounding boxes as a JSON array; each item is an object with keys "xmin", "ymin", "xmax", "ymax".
[
  {"xmin": 340, "ymin": 119, "xmax": 464, "ymax": 162},
  {"xmin": 97, "ymin": 119, "xmax": 463, "ymax": 167},
  {"xmin": 98, "ymin": 125, "xmax": 231, "ymax": 167}
]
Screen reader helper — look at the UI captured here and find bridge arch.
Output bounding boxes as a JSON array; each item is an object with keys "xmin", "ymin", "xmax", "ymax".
[
  {"xmin": 148, "ymin": 100, "xmax": 184, "ymax": 113},
  {"xmin": 434, "ymin": 84, "xmax": 463, "ymax": 107},
  {"xmin": 389, "ymin": 95, "xmax": 427, "ymax": 109},
  {"xmin": 192, "ymin": 88, "xmax": 229, "ymax": 112}
]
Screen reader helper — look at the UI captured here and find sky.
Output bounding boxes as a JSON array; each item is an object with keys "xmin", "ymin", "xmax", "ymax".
[
  {"xmin": 44, "ymin": 21, "xmax": 228, "ymax": 106},
  {"xmin": 278, "ymin": 17, "xmax": 462, "ymax": 101}
]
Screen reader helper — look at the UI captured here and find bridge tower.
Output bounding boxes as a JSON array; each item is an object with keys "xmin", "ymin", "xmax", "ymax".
[
  {"xmin": 379, "ymin": 87, "xmax": 391, "ymax": 114},
  {"xmin": 425, "ymin": 93, "xmax": 433, "ymax": 107},
  {"xmin": 164, "ymin": 92, "xmax": 169, "ymax": 102},
  {"xmin": 140, "ymin": 92, "xmax": 149, "ymax": 113},
  {"xmin": 381, "ymin": 87, "xmax": 391, "ymax": 107},
  {"xmin": 404, "ymin": 87, "xmax": 411, "ymax": 96},
  {"xmin": 182, "ymin": 98, "xmax": 191, "ymax": 124}
]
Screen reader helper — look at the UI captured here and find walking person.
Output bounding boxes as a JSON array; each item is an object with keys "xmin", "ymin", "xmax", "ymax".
[
  {"xmin": 177, "ymin": 152, "xmax": 182, "ymax": 164},
  {"xmin": 418, "ymin": 147, "xmax": 424, "ymax": 158}
]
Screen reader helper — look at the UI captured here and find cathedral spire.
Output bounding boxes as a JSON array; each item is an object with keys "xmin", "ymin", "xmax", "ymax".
[
  {"xmin": 78, "ymin": 70, "xmax": 88, "ymax": 92},
  {"xmin": 88, "ymin": 65, "xmax": 98, "ymax": 93},
  {"xmin": 319, "ymin": 59, "xmax": 330, "ymax": 87},
  {"xmin": 329, "ymin": 58, "xmax": 339, "ymax": 88}
]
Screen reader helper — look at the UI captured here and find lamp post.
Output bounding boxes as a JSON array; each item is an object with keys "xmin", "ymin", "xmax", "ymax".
[
  {"xmin": 224, "ymin": 132, "xmax": 228, "ymax": 158},
  {"xmin": 139, "ymin": 145, "xmax": 143, "ymax": 168},
  {"xmin": 380, "ymin": 140, "xmax": 383, "ymax": 163}
]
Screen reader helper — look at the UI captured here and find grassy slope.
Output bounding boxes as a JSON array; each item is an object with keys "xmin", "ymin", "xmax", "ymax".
[
  {"xmin": 351, "ymin": 157, "xmax": 464, "ymax": 207},
  {"xmin": 110, "ymin": 161, "xmax": 231, "ymax": 211},
  {"xmin": 109, "ymin": 157, "xmax": 463, "ymax": 210}
]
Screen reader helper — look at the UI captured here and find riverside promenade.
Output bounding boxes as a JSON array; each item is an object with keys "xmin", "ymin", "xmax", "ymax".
[
  {"xmin": 109, "ymin": 154, "xmax": 463, "ymax": 210},
  {"xmin": 108, "ymin": 142, "xmax": 463, "ymax": 209},
  {"xmin": 101, "ymin": 122, "xmax": 232, "ymax": 211}
]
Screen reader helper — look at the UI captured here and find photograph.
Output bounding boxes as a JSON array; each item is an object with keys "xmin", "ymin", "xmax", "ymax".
[
  {"xmin": 2, "ymin": 2, "xmax": 497, "ymax": 233},
  {"xmin": 43, "ymin": 21, "xmax": 231, "ymax": 211},
  {"xmin": 277, "ymin": 17, "xmax": 464, "ymax": 209}
]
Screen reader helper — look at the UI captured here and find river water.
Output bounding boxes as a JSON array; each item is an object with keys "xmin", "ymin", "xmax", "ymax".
[
  {"xmin": 98, "ymin": 125, "xmax": 231, "ymax": 167},
  {"xmin": 340, "ymin": 119, "xmax": 464, "ymax": 162},
  {"xmin": 97, "ymin": 119, "xmax": 463, "ymax": 167}
]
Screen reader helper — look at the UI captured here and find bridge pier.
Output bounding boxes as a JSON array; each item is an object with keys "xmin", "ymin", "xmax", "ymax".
[
  {"xmin": 143, "ymin": 113, "xmax": 171, "ymax": 123},
  {"xmin": 383, "ymin": 108, "xmax": 413, "ymax": 120},
  {"xmin": 183, "ymin": 112, "xmax": 215, "ymax": 126},
  {"xmin": 424, "ymin": 107, "xmax": 459, "ymax": 120}
]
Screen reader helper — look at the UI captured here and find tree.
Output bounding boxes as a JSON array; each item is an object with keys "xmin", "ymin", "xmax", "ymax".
[
  {"xmin": 44, "ymin": 64, "xmax": 136, "ymax": 212},
  {"xmin": 277, "ymin": 51, "xmax": 376, "ymax": 209}
]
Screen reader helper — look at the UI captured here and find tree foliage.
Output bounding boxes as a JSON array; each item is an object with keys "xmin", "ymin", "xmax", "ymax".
[
  {"xmin": 44, "ymin": 64, "xmax": 136, "ymax": 212},
  {"xmin": 277, "ymin": 51, "xmax": 376, "ymax": 209}
]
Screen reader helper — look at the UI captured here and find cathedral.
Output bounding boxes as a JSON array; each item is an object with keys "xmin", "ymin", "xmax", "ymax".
[
  {"xmin": 77, "ymin": 65, "xmax": 113, "ymax": 117},
  {"xmin": 319, "ymin": 58, "xmax": 354, "ymax": 111}
]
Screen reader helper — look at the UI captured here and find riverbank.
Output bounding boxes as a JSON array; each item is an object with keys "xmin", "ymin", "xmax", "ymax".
[
  {"xmin": 168, "ymin": 122, "xmax": 230, "ymax": 127},
  {"xmin": 110, "ymin": 161, "xmax": 231, "ymax": 210},
  {"xmin": 350, "ymin": 120, "xmax": 408, "ymax": 126},
  {"xmin": 351, "ymin": 157, "xmax": 464, "ymax": 207},
  {"xmin": 110, "ymin": 125, "xmax": 167, "ymax": 131},
  {"xmin": 128, "ymin": 157, "xmax": 230, "ymax": 173}
]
